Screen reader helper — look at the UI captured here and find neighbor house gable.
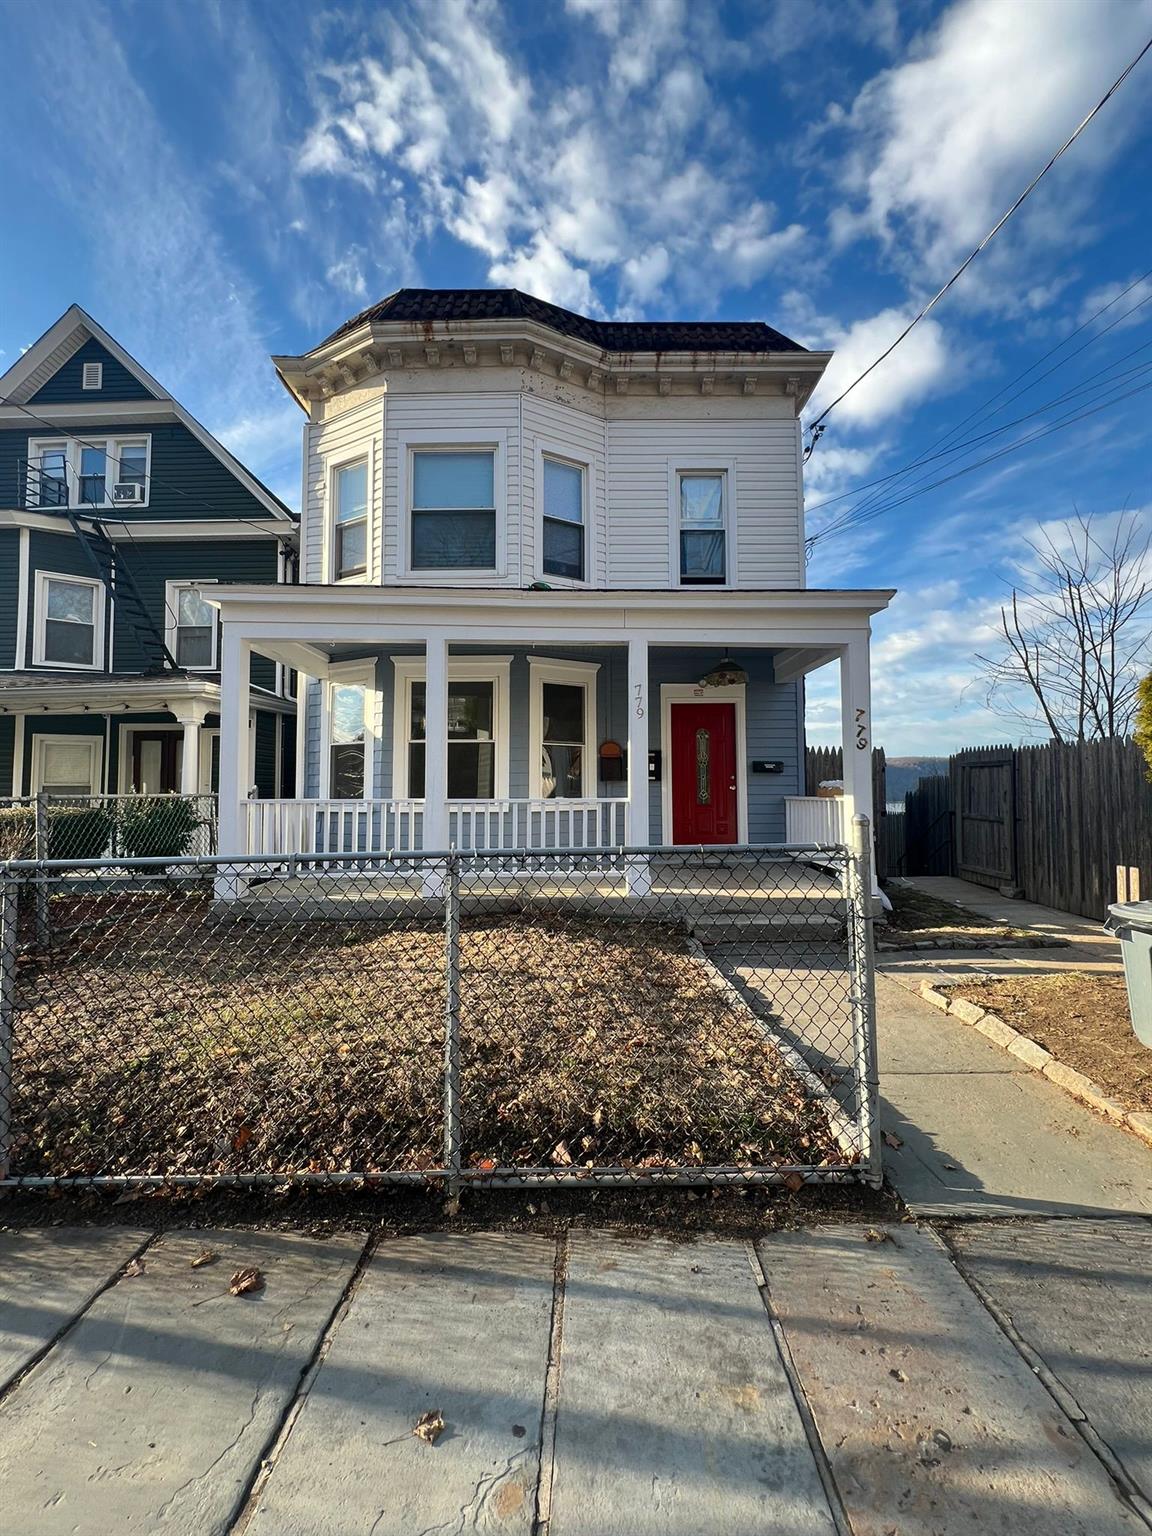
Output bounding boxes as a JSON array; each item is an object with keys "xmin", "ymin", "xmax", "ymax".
[{"xmin": 28, "ymin": 336, "xmax": 158, "ymax": 405}]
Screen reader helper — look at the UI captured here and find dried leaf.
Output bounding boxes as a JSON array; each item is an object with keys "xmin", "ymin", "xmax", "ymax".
[
  {"xmin": 228, "ymin": 1266, "xmax": 265, "ymax": 1296},
  {"xmin": 191, "ymin": 1249, "xmax": 219, "ymax": 1269},
  {"xmin": 475, "ymin": 1157, "xmax": 496, "ymax": 1171},
  {"xmin": 232, "ymin": 1125, "xmax": 254, "ymax": 1152},
  {"xmin": 783, "ymin": 1171, "xmax": 805, "ymax": 1193},
  {"xmin": 413, "ymin": 1409, "xmax": 445, "ymax": 1445},
  {"xmin": 864, "ymin": 1228, "xmax": 893, "ymax": 1244},
  {"xmin": 123, "ymin": 1257, "xmax": 146, "ymax": 1278},
  {"xmin": 551, "ymin": 1140, "xmax": 573, "ymax": 1166},
  {"xmin": 882, "ymin": 1130, "xmax": 904, "ymax": 1149}
]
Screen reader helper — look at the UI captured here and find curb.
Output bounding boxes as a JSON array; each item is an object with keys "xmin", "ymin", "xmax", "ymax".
[{"xmin": 920, "ymin": 983, "xmax": 1152, "ymax": 1150}]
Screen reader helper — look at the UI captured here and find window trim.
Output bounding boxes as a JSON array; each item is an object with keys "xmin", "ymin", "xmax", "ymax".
[
  {"xmin": 398, "ymin": 429, "xmax": 507, "ymax": 582},
  {"xmin": 528, "ymin": 657, "xmax": 600, "ymax": 799},
  {"xmin": 535, "ymin": 440, "xmax": 592, "ymax": 586},
  {"xmin": 28, "ymin": 434, "xmax": 152, "ymax": 509},
  {"xmin": 30, "ymin": 733, "xmax": 103, "ymax": 797},
  {"xmin": 164, "ymin": 579, "xmax": 219, "ymax": 671},
  {"xmin": 668, "ymin": 459, "xmax": 736, "ymax": 588},
  {"xmin": 391, "ymin": 655, "xmax": 512, "ymax": 799},
  {"xmin": 327, "ymin": 448, "xmax": 373, "ymax": 584},
  {"xmin": 319, "ymin": 660, "xmax": 378, "ymax": 800},
  {"xmin": 32, "ymin": 569, "xmax": 105, "ymax": 670}
]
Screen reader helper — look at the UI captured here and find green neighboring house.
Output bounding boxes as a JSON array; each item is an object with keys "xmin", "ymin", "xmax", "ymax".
[{"xmin": 0, "ymin": 306, "xmax": 298, "ymax": 802}]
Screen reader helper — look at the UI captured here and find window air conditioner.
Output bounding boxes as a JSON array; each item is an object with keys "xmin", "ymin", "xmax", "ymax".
[{"xmin": 112, "ymin": 482, "xmax": 146, "ymax": 504}]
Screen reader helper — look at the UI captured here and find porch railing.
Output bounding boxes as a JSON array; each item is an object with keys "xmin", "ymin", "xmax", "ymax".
[
  {"xmin": 243, "ymin": 797, "xmax": 629, "ymax": 859},
  {"xmin": 784, "ymin": 795, "xmax": 846, "ymax": 845}
]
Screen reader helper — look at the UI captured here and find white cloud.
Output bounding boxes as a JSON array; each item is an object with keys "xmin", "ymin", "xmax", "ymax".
[
  {"xmin": 326, "ymin": 249, "xmax": 369, "ymax": 300},
  {"xmin": 297, "ymin": 0, "xmax": 806, "ymax": 313},
  {"xmin": 1078, "ymin": 275, "xmax": 1152, "ymax": 331},
  {"xmin": 805, "ymin": 306, "xmax": 951, "ymax": 429},
  {"xmin": 833, "ymin": 0, "xmax": 1152, "ymax": 283}
]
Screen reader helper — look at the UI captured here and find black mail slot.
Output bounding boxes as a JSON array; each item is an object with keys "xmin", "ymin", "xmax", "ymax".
[{"xmin": 751, "ymin": 759, "xmax": 785, "ymax": 774}]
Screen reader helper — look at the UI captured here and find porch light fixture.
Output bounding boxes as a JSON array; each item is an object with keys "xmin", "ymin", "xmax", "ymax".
[{"xmin": 698, "ymin": 655, "xmax": 748, "ymax": 689}]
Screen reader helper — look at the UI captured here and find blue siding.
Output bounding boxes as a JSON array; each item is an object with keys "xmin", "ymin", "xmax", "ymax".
[
  {"xmin": 254, "ymin": 711, "xmax": 278, "ymax": 797},
  {"xmin": 0, "ymin": 528, "xmax": 19, "ymax": 668},
  {"xmin": 0, "ymin": 421, "xmax": 284, "ymax": 523},
  {"xmin": 0, "ymin": 716, "xmax": 14, "ymax": 794},
  {"xmin": 29, "ymin": 337, "xmax": 156, "ymax": 404},
  {"xmin": 302, "ymin": 645, "xmax": 803, "ymax": 841}
]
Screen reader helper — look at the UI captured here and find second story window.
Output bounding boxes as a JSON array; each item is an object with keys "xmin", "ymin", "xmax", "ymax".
[
  {"xmin": 79, "ymin": 446, "xmax": 107, "ymax": 505},
  {"xmin": 334, "ymin": 460, "xmax": 368, "ymax": 578},
  {"xmin": 678, "ymin": 471, "xmax": 727, "ymax": 585},
  {"xmin": 167, "ymin": 582, "xmax": 218, "ymax": 670},
  {"xmin": 35, "ymin": 573, "xmax": 103, "ymax": 669},
  {"xmin": 542, "ymin": 457, "xmax": 585, "ymax": 581},
  {"xmin": 26, "ymin": 436, "xmax": 151, "ymax": 509},
  {"xmin": 410, "ymin": 449, "xmax": 496, "ymax": 571}
]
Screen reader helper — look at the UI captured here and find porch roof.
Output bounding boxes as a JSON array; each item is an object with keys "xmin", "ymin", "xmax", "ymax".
[{"xmin": 0, "ymin": 671, "xmax": 294, "ymax": 716}]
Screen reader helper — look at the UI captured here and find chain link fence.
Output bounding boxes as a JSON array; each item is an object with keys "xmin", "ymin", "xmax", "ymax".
[
  {"xmin": 0, "ymin": 838, "xmax": 879, "ymax": 1192},
  {"xmin": 0, "ymin": 794, "xmax": 217, "ymax": 862}
]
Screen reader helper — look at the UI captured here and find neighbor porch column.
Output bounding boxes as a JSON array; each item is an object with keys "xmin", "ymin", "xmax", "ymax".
[
  {"xmin": 422, "ymin": 633, "xmax": 449, "ymax": 853},
  {"xmin": 216, "ymin": 625, "xmax": 251, "ymax": 869},
  {"xmin": 839, "ymin": 632, "xmax": 879, "ymax": 895},
  {"xmin": 626, "ymin": 636, "xmax": 651, "ymax": 894},
  {"xmin": 174, "ymin": 702, "xmax": 210, "ymax": 796}
]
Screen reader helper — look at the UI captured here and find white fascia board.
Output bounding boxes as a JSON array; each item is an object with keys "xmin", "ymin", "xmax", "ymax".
[
  {"xmin": 0, "ymin": 400, "xmax": 178, "ymax": 426},
  {"xmin": 0, "ymin": 510, "xmax": 295, "ymax": 542}
]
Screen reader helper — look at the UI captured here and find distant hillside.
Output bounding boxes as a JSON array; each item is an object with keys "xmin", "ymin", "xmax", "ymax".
[{"xmin": 886, "ymin": 757, "xmax": 948, "ymax": 806}]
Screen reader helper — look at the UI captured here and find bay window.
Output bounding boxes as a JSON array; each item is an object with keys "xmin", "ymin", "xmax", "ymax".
[
  {"xmin": 333, "ymin": 459, "xmax": 368, "ymax": 578},
  {"xmin": 542, "ymin": 456, "xmax": 585, "ymax": 581},
  {"xmin": 34, "ymin": 572, "xmax": 103, "ymax": 668},
  {"xmin": 410, "ymin": 449, "xmax": 496, "ymax": 571},
  {"xmin": 393, "ymin": 657, "xmax": 510, "ymax": 799},
  {"xmin": 678, "ymin": 470, "xmax": 727, "ymax": 585}
]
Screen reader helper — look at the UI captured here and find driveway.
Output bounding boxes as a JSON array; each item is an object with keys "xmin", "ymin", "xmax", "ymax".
[{"xmin": 1, "ymin": 1221, "xmax": 1149, "ymax": 1534}]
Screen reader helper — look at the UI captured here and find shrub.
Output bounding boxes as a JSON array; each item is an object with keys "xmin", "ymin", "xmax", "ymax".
[
  {"xmin": 46, "ymin": 805, "xmax": 115, "ymax": 860},
  {"xmin": 0, "ymin": 806, "xmax": 35, "ymax": 861},
  {"xmin": 1136, "ymin": 673, "xmax": 1152, "ymax": 784},
  {"xmin": 117, "ymin": 795, "xmax": 202, "ymax": 859}
]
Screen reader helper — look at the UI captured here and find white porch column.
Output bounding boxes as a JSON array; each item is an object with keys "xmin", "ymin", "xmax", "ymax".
[
  {"xmin": 839, "ymin": 632, "xmax": 879, "ymax": 896},
  {"xmin": 626, "ymin": 636, "xmax": 651, "ymax": 894},
  {"xmin": 422, "ymin": 634, "xmax": 449, "ymax": 853},
  {"xmin": 216, "ymin": 626, "xmax": 251, "ymax": 871},
  {"xmin": 173, "ymin": 702, "xmax": 210, "ymax": 795}
]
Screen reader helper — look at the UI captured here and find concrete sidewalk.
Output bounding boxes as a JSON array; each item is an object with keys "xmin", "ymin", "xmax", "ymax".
[{"xmin": 1, "ymin": 1221, "xmax": 1149, "ymax": 1534}]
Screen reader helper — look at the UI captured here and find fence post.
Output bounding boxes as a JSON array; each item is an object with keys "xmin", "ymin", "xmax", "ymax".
[
  {"xmin": 850, "ymin": 813, "xmax": 881, "ymax": 1187},
  {"xmin": 443, "ymin": 853, "xmax": 463, "ymax": 1202},
  {"xmin": 0, "ymin": 871, "xmax": 18, "ymax": 1182},
  {"xmin": 32, "ymin": 793, "xmax": 49, "ymax": 951}
]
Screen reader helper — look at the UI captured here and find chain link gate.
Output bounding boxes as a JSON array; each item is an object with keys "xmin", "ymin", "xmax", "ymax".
[{"xmin": 0, "ymin": 830, "xmax": 880, "ymax": 1192}]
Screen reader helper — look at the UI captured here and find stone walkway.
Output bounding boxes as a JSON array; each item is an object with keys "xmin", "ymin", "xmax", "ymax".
[{"xmin": 1, "ymin": 1221, "xmax": 1150, "ymax": 1534}]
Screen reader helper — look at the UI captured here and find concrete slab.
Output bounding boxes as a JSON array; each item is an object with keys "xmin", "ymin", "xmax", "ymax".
[
  {"xmin": 0, "ymin": 1227, "xmax": 150, "ymax": 1391},
  {"xmin": 877, "ymin": 974, "xmax": 1152, "ymax": 1218},
  {"xmin": 548, "ymin": 1232, "xmax": 835, "ymax": 1536},
  {"xmin": 950, "ymin": 1220, "xmax": 1152, "ymax": 1502},
  {"xmin": 762, "ymin": 1224, "xmax": 1142, "ymax": 1535},
  {"xmin": 248, "ymin": 1232, "xmax": 555, "ymax": 1535},
  {"xmin": 0, "ymin": 1228, "xmax": 363, "ymax": 1535}
]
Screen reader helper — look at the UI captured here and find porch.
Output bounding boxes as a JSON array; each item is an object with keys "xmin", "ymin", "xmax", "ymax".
[{"xmin": 209, "ymin": 585, "xmax": 891, "ymax": 885}]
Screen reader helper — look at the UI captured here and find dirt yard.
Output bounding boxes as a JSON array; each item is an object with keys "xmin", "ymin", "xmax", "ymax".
[
  {"xmin": 943, "ymin": 973, "xmax": 1152, "ymax": 1113},
  {"xmin": 882, "ymin": 881, "xmax": 1058, "ymax": 948},
  {"xmin": 11, "ymin": 898, "xmax": 850, "ymax": 1181}
]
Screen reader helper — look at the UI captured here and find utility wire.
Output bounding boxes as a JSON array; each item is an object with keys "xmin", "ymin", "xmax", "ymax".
[
  {"xmin": 805, "ymin": 275, "xmax": 1152, "ymax": 524},
  {"xmin": 804, "ymin": 33, "xmax": 1152, "ymax": 454}
]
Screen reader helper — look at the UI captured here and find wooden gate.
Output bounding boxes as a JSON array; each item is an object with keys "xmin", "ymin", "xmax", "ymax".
[{"xmin": 951, "ymin": 747, "xmax": 1017, "ymax": 891}]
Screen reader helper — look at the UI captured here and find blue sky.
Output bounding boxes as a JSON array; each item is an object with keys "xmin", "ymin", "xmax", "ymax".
[{"xmin": 1, "ymin": 0, "xmax": 1150, "ymax": 754}]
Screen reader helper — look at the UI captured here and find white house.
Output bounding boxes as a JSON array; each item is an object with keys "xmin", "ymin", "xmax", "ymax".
[{"xmin": 210, "ymin": 289, "xmax": 892, "ymax": 877}]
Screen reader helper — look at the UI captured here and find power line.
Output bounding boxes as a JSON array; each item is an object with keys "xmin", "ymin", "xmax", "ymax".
[
  {"xmin": 804, "ymin": 33, "xmax": 1152, "ymax": 454},
  {"xmin": 807, "ymin": 373, "xmax": 1152, "ymax": 549},
  {"xmin": 805, "ymin": 274, "xmax": 1152, "ymax": 525}
]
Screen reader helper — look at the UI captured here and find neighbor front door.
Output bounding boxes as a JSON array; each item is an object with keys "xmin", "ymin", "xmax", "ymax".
[
  {"xmin": 131, "ymin": 731, "xmax": 181, "ymax": 794},
  {"xmin": 670, "ymin": 701, "xmax": 739, "ymax": 844}
]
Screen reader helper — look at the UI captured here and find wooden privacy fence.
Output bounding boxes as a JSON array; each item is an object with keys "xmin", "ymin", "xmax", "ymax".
[{"xmin": 952, "ymin": 747, "xmax": 1016, "ymax": 889}]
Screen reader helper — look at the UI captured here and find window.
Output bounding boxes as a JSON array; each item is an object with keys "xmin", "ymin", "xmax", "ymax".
[
  {"xmin": 26, "ymin": 436, "xmax": 151, "ymax": 508},
  {"xmin": 82, "ymin": 361, "xmax": 103, "ymax": 390},
  {"xmin": 33, "ymin": 736, "xmax": 102, "ymax": 797},
  {"xmin": 410, "ymin": 449, "xmax": 496, "ymax": 570},
  {"xmin": 542, "ymin": 457, "xmax": 585, "ymax": 581},
  {"xmin": 529, "ymin": 659, "xmax": 598, "ymax": 798},
  {"xmin": 678, "ymin": 471, "xmax": 726, "ymax": 585},
  {"xmin": 393, "ymin": 657, "xmax": 510, "ymax": 799},
  {"xmin": 34, "ymin": 573, "xmax": 103, "ymax": 668},
  {"xmin": 329, "ymin": 683, "xmax": 367, "ymax": 799},
  {"xmin": 167, "ymin": 582, "xmax": 218, "ymax": 670},
  {"xmin": 333, "ymin": 459, "xmax": 368, "ymax": 578}
]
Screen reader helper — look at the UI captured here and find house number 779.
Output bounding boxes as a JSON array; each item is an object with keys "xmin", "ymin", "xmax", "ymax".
[
  {"xmin": 855, "ymin": 708, "xmax": 869, "ymax": 750},
  {"xmin": 634, "ymin": 683, "xmax": 645, "ymax": 719}
]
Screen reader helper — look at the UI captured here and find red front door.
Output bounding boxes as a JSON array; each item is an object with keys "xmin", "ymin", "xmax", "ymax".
[{"xmin": 670, "ymin": 702, "xmax": 739, "ymax": 844}]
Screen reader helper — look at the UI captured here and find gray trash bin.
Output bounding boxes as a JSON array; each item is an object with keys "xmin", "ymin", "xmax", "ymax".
[{"xmin": 1105, "ymin": 900, "xmax": 1152, "ymax": 1048}]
